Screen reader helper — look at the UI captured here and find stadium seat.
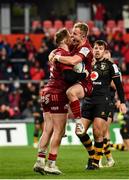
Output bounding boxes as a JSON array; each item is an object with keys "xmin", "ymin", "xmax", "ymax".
[
  {"xmin": 54, "ymin": 20, "xmax": 63, "ymax": 30},
  {"xmin": 92, "ymin": 27, "xmax": 101, "ymax": 36},
  {"xmin": 106, "ymin": 20, "xmax": 116, "ymax": 33},
  {"xmin": 86, "ymin": 20, "xmax": 95, "ymax": 30},
  {"xmin": 106, "ymin": 20, "xmax": 116, "ymax": 29},
  {"xmin": 122, "ymin": 75, "xmax": 129, "ymax": 97},
  {"xmin": 122, "ymin": 75, "xmax": 129, "ymax": 83},
  {"xmin": 117, "ymin": 20, "xmax": 124, "ymax": 29},
  {"xmin": 43, "ymin": 20, "xmax": 53, "ymax": 29},
  {"xmin": 64, "ymin": 20, "xmax": 74, "ymax": 30},
  {"xmin": 32, "ymin": 20, "xmax": 41, "ymax": 29},
  {"xmin": 117, "ymin": 20, "xmax": 125, "ymax": 33},
  {"xmin": 122, "ymin": 75, "xmax": 129, "ymax": 102},
  {"xmin": 123, "ymin": 82, "xmax": 129, "ymax": 100}
]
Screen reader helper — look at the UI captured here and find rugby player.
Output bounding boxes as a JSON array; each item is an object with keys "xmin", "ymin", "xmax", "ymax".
[
  {"xmin": 75, "ymin": 40, "xmax": 127, "ymax": 170},
  {"xmin": 51, "ymin": 22, "xmax": 93, "ymax": 134},
  {"xmin": 33, "ymin": 28, "xmax": 88, "ymax": 175}
]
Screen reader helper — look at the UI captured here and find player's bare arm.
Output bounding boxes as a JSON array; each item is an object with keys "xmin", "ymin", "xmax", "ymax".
[
  {"xmin": 119, "ymin": 103, "xmax": 127, "ymax": 114},
  {"xmin": 54, "ymin": 54, "xmax": 82, "ymax": 65}
]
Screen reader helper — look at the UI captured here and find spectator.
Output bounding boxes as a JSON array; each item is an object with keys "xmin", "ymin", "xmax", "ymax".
[
  {"xmin": 23, "ymin": 35, "xmax": 36, "ymax": 55},
  {"xmin": 9, "ymin": 89, "xmax": 21, "ymax": 109},
  {"xmin": 0, "ymin": 83, "xmax": 9, "ymax": 106},
  {"xmin": 11, "ymin": 41, "xmax": 28, "ymax": 79},
  {"xmin": 11, "ymin": 106, "xmax": 22, "ymax": 119},
  {"xmin": 0, "ymin": 104, "xmax": 10, "ymax": 120},
  {"xmin": 0, "ymin": 36, "xmax": 12, "ymax": 56},
  {"xmin": 30, "ymin": 60, "xmax": 45, "ymax": 80},
  {"xmin": 32, "ymin": 24, "xmax": 44, "ymax": 34},
  {"xmin": 35, "ymin": 40, "xmax": 49, "ymax": 78},
  {"xmin": 88, "ymin": 27, "xmax": 107, "ymax": 46},
  {"xmin": 0, "ymin": 48, "xmax": 9, "ymax": 80},
  {"xmin": 112, "ymin": 44, "xmax": 123, "ymax": 66},
  {"xmin": 93, "ymin": 3, "xmax": 106, "ymax": 30},
  {"xmin": 20, "ymin": 82, "xmax": 39, "ymax": 112}
]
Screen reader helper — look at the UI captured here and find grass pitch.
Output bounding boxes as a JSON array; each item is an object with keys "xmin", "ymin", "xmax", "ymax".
[{"xmin": 0, "ymin": 145, "xmax": 129, "ymax": 179}]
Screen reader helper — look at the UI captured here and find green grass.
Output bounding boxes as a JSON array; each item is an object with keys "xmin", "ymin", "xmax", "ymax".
[{"xmin": 0, "ymin": 145, "xmax": 129, "ymax": 179}]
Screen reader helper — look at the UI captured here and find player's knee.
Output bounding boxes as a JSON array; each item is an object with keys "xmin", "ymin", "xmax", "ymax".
[
  {"xmin": 75, "ymin": 123, "xmax": 85, "ymax": 137},
  {"xmin": 93, "ymin": 131, "xmax": 103, "ymax": 141}
]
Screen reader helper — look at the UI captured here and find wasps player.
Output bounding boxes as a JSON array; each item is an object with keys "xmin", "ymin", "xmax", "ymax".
[{"xmin": 75, "ymin": 40, "xmax": 127, "ymax": 169}]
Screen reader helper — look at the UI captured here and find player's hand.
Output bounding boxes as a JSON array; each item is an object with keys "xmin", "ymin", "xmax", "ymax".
[
  {"xmin": 84, "ymin": 69, "xmax": 89, "ymax": 77},
  {"xmin": 53, "ymin": 55, "xmax": 61, "ymax": 62},
  {"xmin": 48, "ymin": 51, "xmax": 55, "ymax": 62},
  {"xmin": 119, "ymin": 103, "xmax": 127, "ymax": 114},
  {"xmin": 115, "ymin": 100, "xmax": 121, "ymax": 109},
  {"xmin": 91, "ymin": 58, "xmax": 96, "ymax": 66}
]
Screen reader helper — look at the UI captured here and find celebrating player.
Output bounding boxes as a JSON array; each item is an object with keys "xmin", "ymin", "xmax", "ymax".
[
  {"xmin": 50, "ymin": 22, "xmax": 93, "ymax": 134},
  {"xmin": 33, "ymin": 28, "xmax": 88, "ymax": 175}
]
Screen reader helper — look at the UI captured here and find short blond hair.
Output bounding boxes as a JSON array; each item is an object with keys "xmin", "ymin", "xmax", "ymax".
[{"xmin": 74, "ymin": 22, "xmax": 89, "ymax": 37}]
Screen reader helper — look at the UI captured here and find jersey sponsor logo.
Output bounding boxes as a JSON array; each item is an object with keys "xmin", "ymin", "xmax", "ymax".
[
  {"xmin": 100, "ymin": 63, "xmax": 106, "ymax": 70},
  {"xmin": 90, "ymin": 71, "xmax": 99, "ymax": 81},
  {"xmin": 93, "ymin": 81, "xmax": 102, "ymax": 85},
  {"xmin": 79, "ymin": 47, "xmax": 90, "ymax": 57},
  {"xmin": 51, "ymin": 106, "xmax": 59, "ymax": 111}
]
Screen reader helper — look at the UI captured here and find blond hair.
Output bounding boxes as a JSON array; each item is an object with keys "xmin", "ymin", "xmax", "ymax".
[{"xmin": 74, "ymin": 22, "xmax": 89, "ymax": 37}]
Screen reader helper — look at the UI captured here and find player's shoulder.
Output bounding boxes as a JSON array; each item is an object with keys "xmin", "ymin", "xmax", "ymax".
[
  {"xmin": 105, "ymin": 59, "xmax": 119, "ymax": 70},
  {"xmin": 103, "ymin": 58, "xmax": 113, "ymax": 67},
  {"xmin": 55, "ymin": 48, "xmax": 70, "ymax": 56},
  {"xmin": 81, "ymin": 42, "xmax": 92, "ymax": 50},
  {"xmin": 104, "ymin": 59, "xmax": 120, "ymax": 74}
]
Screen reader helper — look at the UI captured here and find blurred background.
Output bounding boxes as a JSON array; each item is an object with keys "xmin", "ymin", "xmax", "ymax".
[{"xmin": 0, "ymin": 0, "xmax": 129, "ymax": 146}]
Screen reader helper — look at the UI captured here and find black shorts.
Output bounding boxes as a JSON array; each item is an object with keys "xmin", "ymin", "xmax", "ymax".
[
  {"xmin": 108, "ymin": 101, "xmax": 115, "ymax": 119},
  {"xmin": 120, "ymin": 127, "xmax": 129, "ymax": 139},
  {"xmin": 81, "ymin": 98, "xmax": 110, "ymax": 121}
]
